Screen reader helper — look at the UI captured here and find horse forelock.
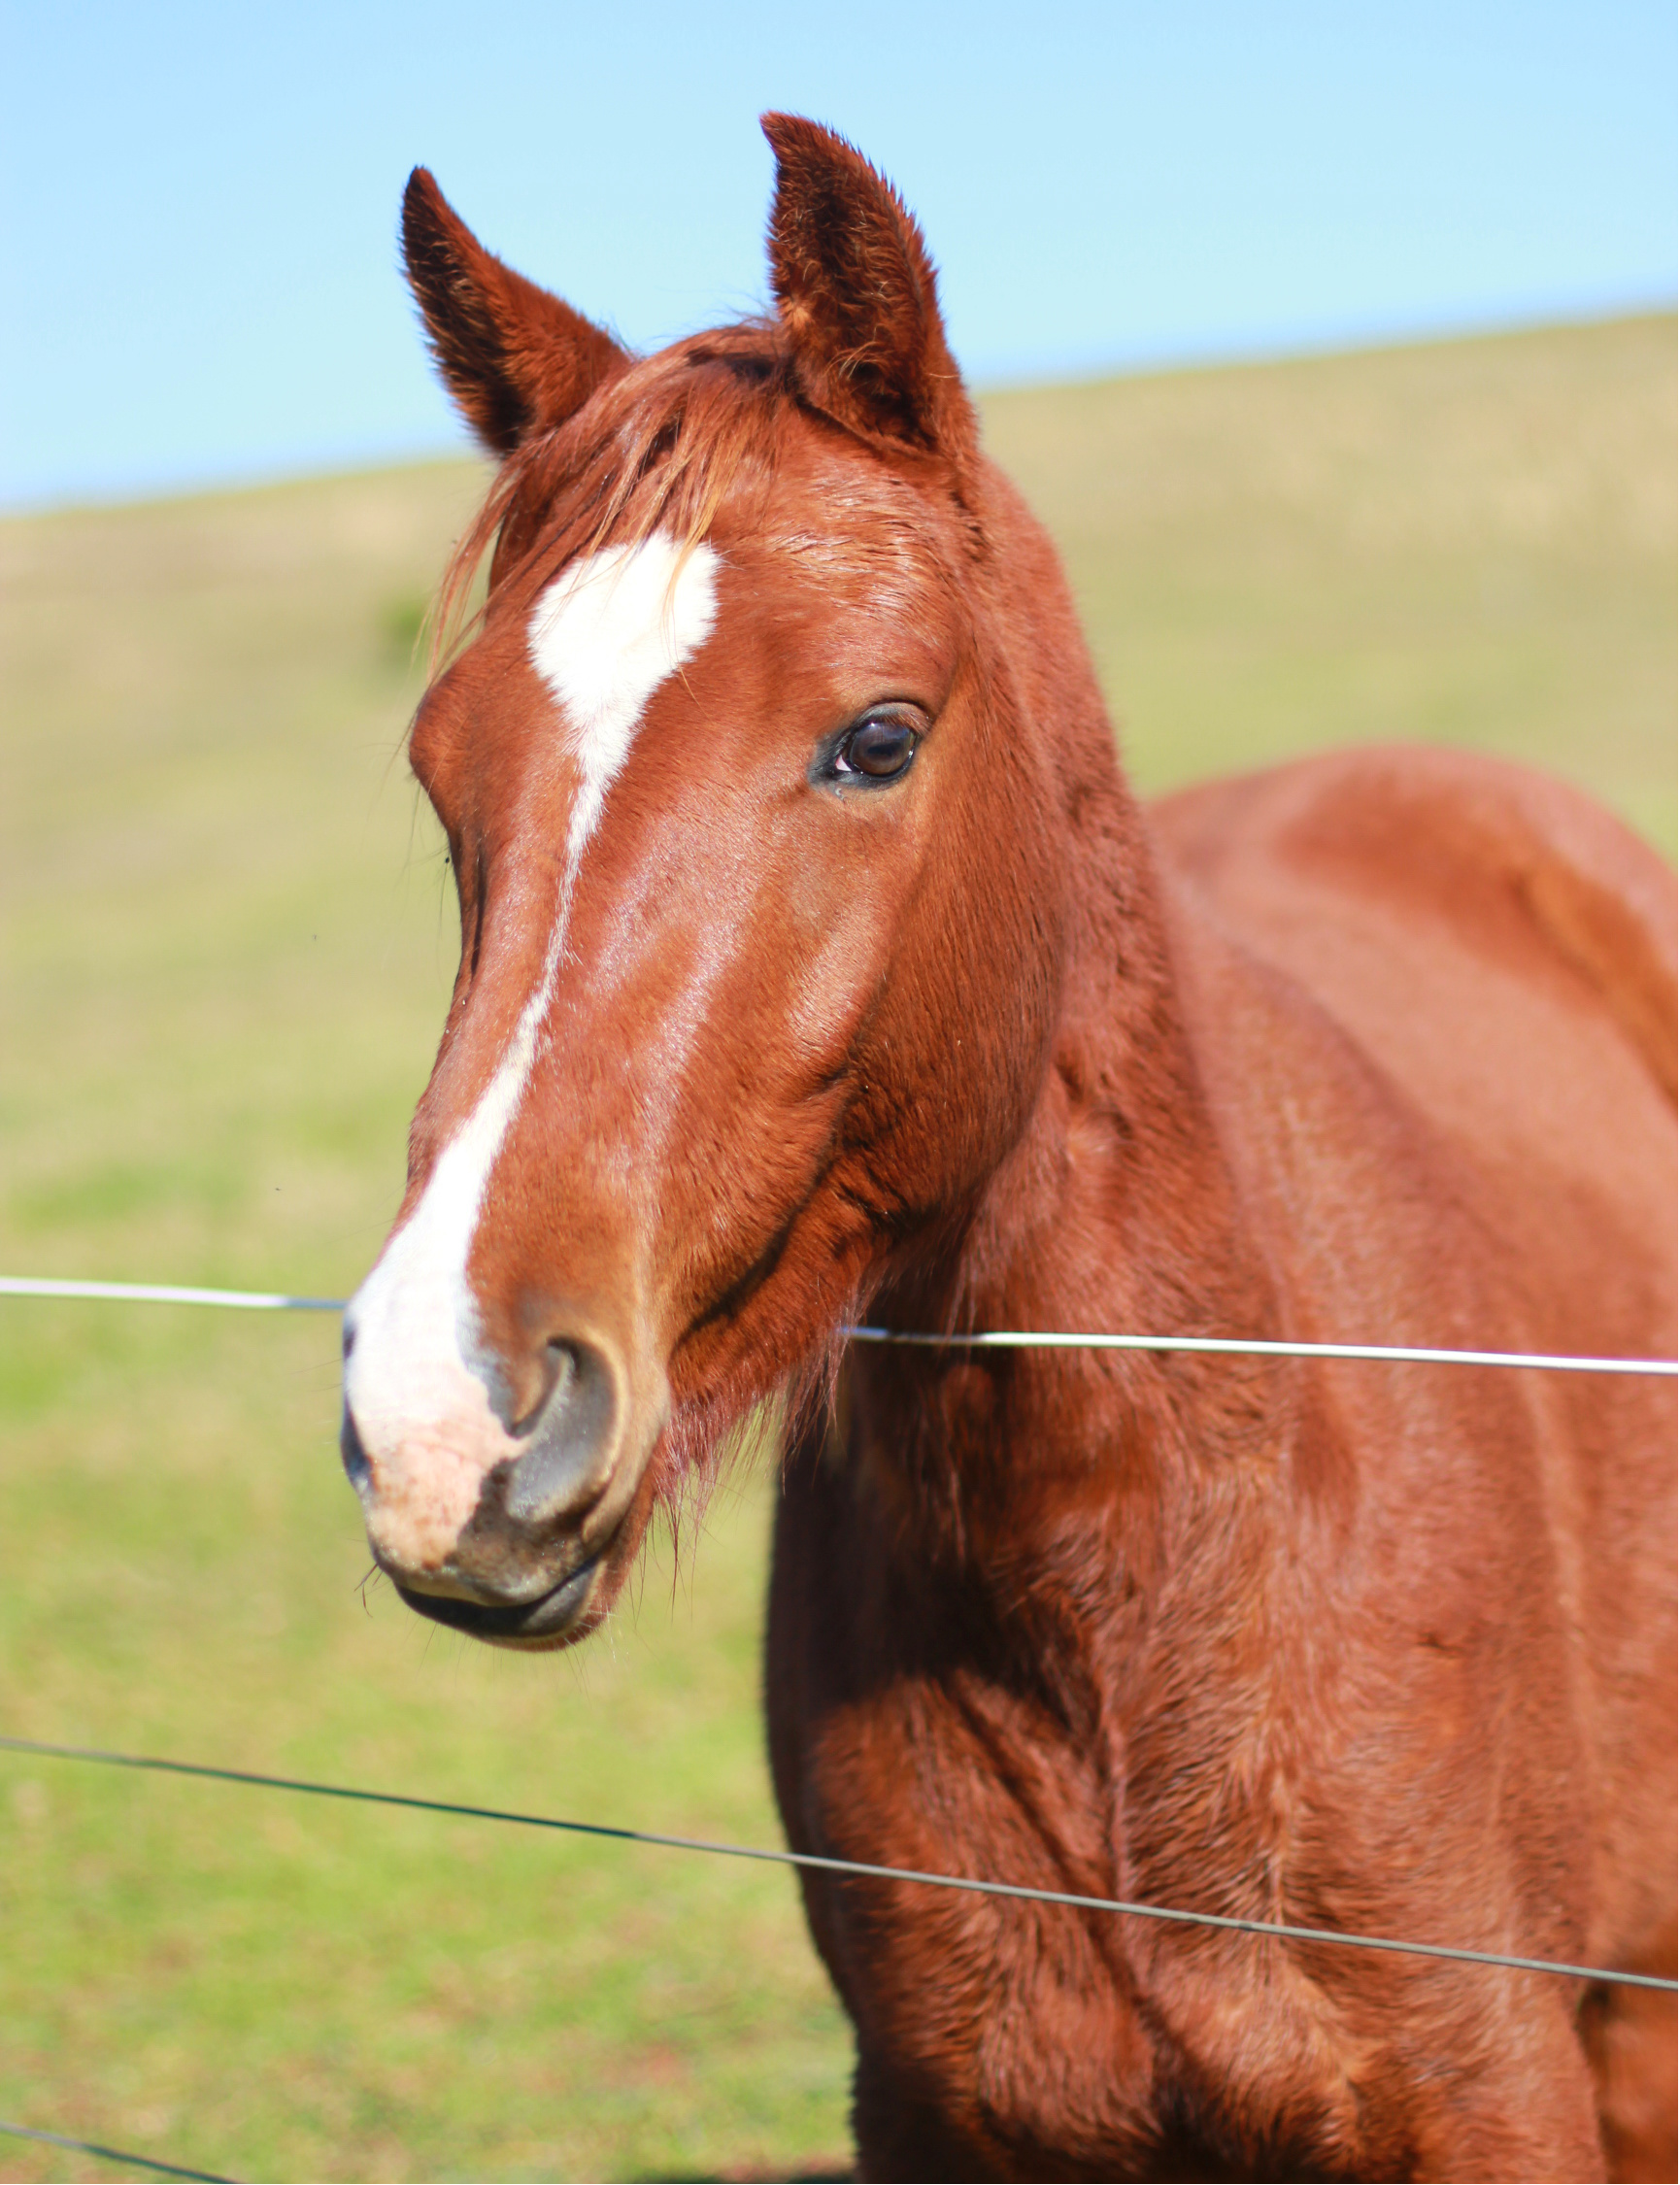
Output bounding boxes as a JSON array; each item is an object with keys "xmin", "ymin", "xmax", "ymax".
[
  {"xmin": 428, "ymin": 331, "xmax": 779, "ymax": 659},
  {"xmin": 430, "ymin": 320, "xmax": 979, "ymax": 672}
]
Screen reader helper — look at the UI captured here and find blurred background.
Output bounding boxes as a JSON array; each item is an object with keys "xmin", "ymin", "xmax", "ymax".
[{"xmin": 1, "ymin": 4, "xmax": 1674, "ymax": 2179}]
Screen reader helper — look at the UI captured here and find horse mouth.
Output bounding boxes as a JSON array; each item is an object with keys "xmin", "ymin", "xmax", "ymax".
[{"xmin": 393, "ymin": 1555, "xmax": 601, "ymax": 1644}]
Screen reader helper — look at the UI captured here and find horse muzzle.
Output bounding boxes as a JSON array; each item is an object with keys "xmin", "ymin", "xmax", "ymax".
[
  {"xmin": 339, "ymin": 1304, "xmax": 666, "ymax": 1649},
  {"xmin": 390, "ymin": 1553, "xmax": 605, "ymax": 1643}
]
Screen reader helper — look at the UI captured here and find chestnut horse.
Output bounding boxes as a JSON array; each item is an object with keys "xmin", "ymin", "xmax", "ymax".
[{"xmin": 340, "ymin": 118, "xmax": 1676, "ymax": 2180}]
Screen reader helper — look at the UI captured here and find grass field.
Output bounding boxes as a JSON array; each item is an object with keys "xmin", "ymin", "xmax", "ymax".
[{"xmin": 1, "ymin": 314, "xmax": 1673, "ymax": 2184}]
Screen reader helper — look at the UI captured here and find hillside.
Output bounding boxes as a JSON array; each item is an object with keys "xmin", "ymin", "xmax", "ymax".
[
  {"xmin": 0, "ymin": 315, "xmax": 1671, "ymax": 2184},
  {"xmin": 986, "ymin": 312, "xmax": 1675, "ymax": 848}
]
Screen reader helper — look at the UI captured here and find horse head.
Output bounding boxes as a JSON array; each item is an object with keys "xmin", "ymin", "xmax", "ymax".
[{"xmin": 340, "ymin": 118, "xmax": 1098, "ymax": 1646}]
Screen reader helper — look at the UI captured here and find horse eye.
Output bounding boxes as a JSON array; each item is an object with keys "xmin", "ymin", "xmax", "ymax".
[{"xmin": 840, "ymin": 715, "xmax": 918, "ymax": 780}]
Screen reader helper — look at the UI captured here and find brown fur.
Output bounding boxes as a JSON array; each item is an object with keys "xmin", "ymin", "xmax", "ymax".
[
  {"xmin": 401, "ymin": 167, "xmax": 626, "ymax": 454},
  {"xmin": 381, "ymin": 120, "xmax": 1676, "ymax": 2180}
]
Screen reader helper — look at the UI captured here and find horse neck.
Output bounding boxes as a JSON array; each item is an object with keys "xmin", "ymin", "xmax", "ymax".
[{"xmin": 846, "ymin": 470, "xmax": 1283, "ymax": 1590}]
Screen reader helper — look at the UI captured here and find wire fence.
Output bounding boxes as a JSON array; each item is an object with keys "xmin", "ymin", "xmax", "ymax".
[
  {"xmin": 0, "ymin": 1733, "xmax": 1670, "ymax": 1993},
  {"xmin": 5, "ymin": 1275, "xmax": 1677, "ymax": 1375},
  {"xmin": 0, "ymin": 2118, "xmax": 233, "ymax": 2185},
  {"xmin": 4, "ymin": 1273, "xmax": 1676, "ymax": 2180}
]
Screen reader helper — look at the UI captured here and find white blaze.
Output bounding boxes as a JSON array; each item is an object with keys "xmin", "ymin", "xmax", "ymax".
[{"xmin": 344, "ymin": 535, "xmax": 719, "ymax": 1570}]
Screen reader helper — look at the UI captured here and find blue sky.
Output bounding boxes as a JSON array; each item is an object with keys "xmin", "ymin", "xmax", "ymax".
[{"xmin": 3, "ymin": 1, "xmax": 1674, "ymax": 508}]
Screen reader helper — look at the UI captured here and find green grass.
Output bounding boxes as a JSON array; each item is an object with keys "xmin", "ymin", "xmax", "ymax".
[{"xmin": 0, "ymin": 315, "xmax": 1673, "ymax": 2183}]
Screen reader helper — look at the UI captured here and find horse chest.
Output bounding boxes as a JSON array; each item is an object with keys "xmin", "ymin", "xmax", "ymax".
[{"xmin": 765, "ymin": 1454, "xmax": 1385, "ymax": 2177}]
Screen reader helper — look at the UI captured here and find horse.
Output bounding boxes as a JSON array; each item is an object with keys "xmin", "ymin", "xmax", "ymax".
[{"xmin": 338, "ymin": 116, "xmax": 1677, "ymax": 2181}]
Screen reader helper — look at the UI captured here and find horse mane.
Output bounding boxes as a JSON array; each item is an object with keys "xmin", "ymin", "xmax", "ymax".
[{"xmin": 430, "ymin": 324, "xmax": 790, "ymax": 666}]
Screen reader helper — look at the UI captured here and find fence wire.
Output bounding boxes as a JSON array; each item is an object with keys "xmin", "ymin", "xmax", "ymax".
[
  {"xmin": 3, "ymin": 1276, "xmax": 1676, "ymax": 1374},
  {"xmin": 2, "ymin": 1735, "xmax": 1670, "ymax": 1993},
  {"xmin": 0, "ymin": 2117, "xmax": 233, "ymax": 2184}
]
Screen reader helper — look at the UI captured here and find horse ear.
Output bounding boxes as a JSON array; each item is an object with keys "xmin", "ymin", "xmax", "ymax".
[
  {"xmin": 761, "ymin": 115, "xmax": 976, "ymax": 461},
  {"xmin": 401, "ymin": 168, "xmax": 628, "ymax": 455}
]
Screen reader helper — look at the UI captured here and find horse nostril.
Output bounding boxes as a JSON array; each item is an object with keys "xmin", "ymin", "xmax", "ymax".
[
  {"xmin": 503, "ymin": 1334, "xmax": 621, "ymax": 1524},
  {"xmin": 507, "ymin": 1338, "xmax": 577, "ymax": 1437},
  {"xmin": 340, "ymin": 1405, "xmax": 371, "ymax": 1490}
]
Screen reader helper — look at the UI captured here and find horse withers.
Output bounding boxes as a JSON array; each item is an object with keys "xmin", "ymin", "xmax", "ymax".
[{"xmin": 339, "ymin": 117, "xmax": 1677, "ymax": 2181}]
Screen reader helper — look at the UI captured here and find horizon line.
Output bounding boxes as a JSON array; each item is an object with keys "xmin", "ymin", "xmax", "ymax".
[{"xmin": 4, "ymin": 296, "xmax": 1672, "ymax": 523}]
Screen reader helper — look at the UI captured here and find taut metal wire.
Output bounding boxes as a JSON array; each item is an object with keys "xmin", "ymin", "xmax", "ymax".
[
  {"xmin": 2, "ymin": 1734, "xmax": 1671, "ymax": 1994},
  {"xmin": 3, "ymin": 1277, "xmax": 1675, "ymax": 1375}
]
